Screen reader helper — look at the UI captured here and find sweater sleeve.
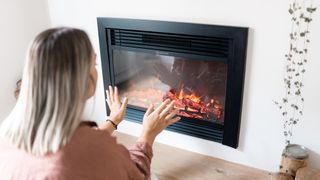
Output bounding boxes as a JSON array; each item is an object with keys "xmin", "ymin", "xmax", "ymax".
[
  {"xmin": 86, "ymin": 125, "xmax": 154, "ymax": 180},
  {"xmin": 128, "ymin": 141, "xmax": 153, "ymax": 180}
]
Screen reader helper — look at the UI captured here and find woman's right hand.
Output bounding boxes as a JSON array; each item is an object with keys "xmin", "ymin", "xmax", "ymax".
[
  {"xmin": 138, "ymin": 99, "xmax": 181, "ymax": 146},
  {"xmin": 106, "ymin": 86, "xmax": 128, "ymax": 125}
]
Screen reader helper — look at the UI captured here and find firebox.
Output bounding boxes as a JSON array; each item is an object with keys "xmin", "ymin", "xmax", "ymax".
[{"xmin": 97, "ymin": 17, "xmax": 248, "ymax": 148}]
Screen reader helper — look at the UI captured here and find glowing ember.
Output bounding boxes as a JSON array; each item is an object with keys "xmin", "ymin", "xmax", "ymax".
[
  {"xmin": 120, "ymin": 87, "xmax": 165, "ymax": 108},
  {"xmin": 163, "ymin": 89, "xmax": 223, "ymax": 121}
]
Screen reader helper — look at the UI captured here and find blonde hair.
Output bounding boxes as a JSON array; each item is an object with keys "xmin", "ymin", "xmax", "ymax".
[{"xmin": 0, "ymin": 27, "xmax": 93, "ymax": 155}]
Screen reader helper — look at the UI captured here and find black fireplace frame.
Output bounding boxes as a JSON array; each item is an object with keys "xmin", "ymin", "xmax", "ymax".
[{"xmin": 97, "ymin": 17, "xmax": 248, "ymax": 148}]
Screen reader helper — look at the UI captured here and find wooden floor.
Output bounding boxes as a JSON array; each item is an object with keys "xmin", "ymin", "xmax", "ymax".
[{"xmin": 116, "ymin": 132, "xmax": 273, "ymax": 180}]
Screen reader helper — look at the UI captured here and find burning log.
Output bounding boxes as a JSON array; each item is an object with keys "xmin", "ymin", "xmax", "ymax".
[{"xmin": 163, "ymin": 89, "xmax": 223, "ymax": 121}]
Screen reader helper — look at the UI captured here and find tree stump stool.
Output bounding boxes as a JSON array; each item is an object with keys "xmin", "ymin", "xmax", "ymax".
[
  {"xmin": 271, "ymin": 172, "xmax": 294, "ymax": 180},
  {"xmin": 279, "ymin": 144, "xmax": 308, "ymax": 177},
  {"xmin": 295, "ymin": 167, "xmax": 320, "ymax": 180}
]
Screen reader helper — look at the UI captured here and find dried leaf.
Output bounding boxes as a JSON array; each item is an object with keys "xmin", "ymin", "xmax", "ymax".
[
  {"xmin": 289, "ymin": 8, "xmax": 294, "ymax": 14},
  {"xmin": 304, "ymin": 17, "xmax": 312, "ymax": 22},
  {"xmin": 306, "ymin": 7, "xmax": 317, "ymax": 13}
]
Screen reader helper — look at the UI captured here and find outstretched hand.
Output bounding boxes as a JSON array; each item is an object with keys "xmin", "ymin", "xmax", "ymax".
[
  {"xmin": 139, "ymin": 99, "xmax": 181, "ymax": 146},
  {"xmin": 106, "ymin": 86, "xmax": 128, "ymax": 125}
]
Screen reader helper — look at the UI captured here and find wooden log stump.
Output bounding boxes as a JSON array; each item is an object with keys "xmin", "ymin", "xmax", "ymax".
[
  {"xmin": 295, "ymin": 167, "xmax": 320, "ymax": 180},
  {"xmin": 280, "ymin": 155, "xmax": 307, "ymax": 176},
  {"xmin": 271, "ymin": 172, "xmax": 294, "ymax": 180},
  {"xmin": 279, "ymin": 144, "xmax": 308, "ymax": 177}
]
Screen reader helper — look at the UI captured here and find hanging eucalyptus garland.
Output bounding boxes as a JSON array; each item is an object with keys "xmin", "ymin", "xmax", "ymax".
[{"xmin": 275, "ymin": 0, "xmax": 317, "ymax": 145}]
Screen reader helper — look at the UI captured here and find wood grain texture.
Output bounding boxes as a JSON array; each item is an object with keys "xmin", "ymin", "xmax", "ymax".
[
  {"xmin": 115, "ymin": 132, "xmax": 273, "ymax": 180},
  {"xmin": 295, "ymin": 167, "xmax": 320, "ymax": 180},
  {"xmin": 280, "ymin": 155, "xmax": 307, "ymax": 176}
]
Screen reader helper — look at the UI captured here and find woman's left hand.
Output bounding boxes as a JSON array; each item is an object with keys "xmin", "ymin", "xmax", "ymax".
[{"xmin": 106, "ymin": 86, "xmax": 128, "ymax": 125}]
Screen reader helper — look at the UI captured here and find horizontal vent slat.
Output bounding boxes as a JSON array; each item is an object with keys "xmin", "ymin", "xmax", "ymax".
[
  {"xmin": 115, "ymin": 29, "xmax": 229, "ymax": 42},
  {"xmin": 167, "ymin": 126, "xmax": 223, "ymax": 142},
  {"xmin": 114, "ymin": 44, "xmax": 225, "ymax": 57},
  {"xmin": 112, "ymin": 33, "xmax": 229, "ymax": 47},
  {"xmin": 125, "ymin": 108, "xmax": 224, "ymax": 143},
  {"xmin": 113, "ymin": 41, "xmax": 228, "ymax": 56},
  {"xmin": 110, "ymin": 29, "xmax": 230, "ymax": 58},
  {"xmin": 112, "ymin": 37, "xmax": 229, "ymax": 51},
  {"xmin": 168, "ymin": 125, "xmax": 223, "ymax": 139},
  {"xmin": 172, "ymin": 120, "xmax": 223, "ymax": 134}
]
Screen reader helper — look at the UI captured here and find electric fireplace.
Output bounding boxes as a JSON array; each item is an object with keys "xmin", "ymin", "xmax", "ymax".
[{"xmin": 97, "ymin": 17, "xmax": 248, "ymax": 148}]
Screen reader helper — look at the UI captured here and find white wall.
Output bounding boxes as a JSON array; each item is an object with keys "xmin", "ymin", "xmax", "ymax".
[
  {"xmin": 47, "ymin": 0, "xmax": 320, "ymax": 171},
  {"xmin": 0, "ymin": 0, "xmax": 50, "ymax": 120}
]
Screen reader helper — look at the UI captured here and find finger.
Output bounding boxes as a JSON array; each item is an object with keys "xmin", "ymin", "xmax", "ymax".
[
  {"xmin": 155, "ymin": 99, "xmax": 171, "ymax": 114},
  {"xmin": 159, "ymin": 101, "xmax": 175, "ymax": 118},
  {"xmin": 164, "ymin": 109, "xmax": 179, "ymax": 121},
  {"xmin": 120, "ymin": 97, "xmax": 128, "ymax": 111},
  {"xmin": 167, "ymin": 116, "xmax": 181, "ymax": 126},
  {"xmin": 109, "ymin": 85, "xmax": 114, "ymax": 103},
  {"xmin": 144, "ymin": 104, "xmax": 154, "ymax": 117},
  {"xmin": 114, "ymin": 86, "xmax": 121, "ymax": 103},
  {"xmin": 106, "ymin": 89, "xmax": 111, "ymax": 105}
]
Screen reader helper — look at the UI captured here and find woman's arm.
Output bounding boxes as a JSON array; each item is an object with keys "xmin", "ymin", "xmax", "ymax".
[
  {"xmin": 127, "ymin": 141, "xmax": 153, "ymax": 179},
  {"xmin": 127, "ymin": 100, "xmax": 180, "ymax": 179},
  {"xmin": 100, "ymin": 86, "xmax": 180, "ymax": 179},
  {"xmin": 99, "ymin": 86, "xmax": 128, "ymax": 134},
  {"xmin": 98, "ymin": 120, "xmax": 119, "ymax": 134}
]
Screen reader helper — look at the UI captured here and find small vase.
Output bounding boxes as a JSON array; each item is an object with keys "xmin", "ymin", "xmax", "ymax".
[{"xmin": 279, "ymin": 144, "xmax": 309, "ymax": 177}]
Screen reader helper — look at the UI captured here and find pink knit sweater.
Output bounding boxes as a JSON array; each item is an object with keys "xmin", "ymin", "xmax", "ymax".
[{"xmin": 0, "ymin": 124, "xmax": 153, "ymax": 180}]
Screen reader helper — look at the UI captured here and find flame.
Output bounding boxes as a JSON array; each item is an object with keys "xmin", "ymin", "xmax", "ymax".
[
  {"xmin": 164, "ymin": 89, "xmax": 223, "ymax": 121},
  {"xmin": 177, "ymin": 89, "xmax": 201, "ymax": 104},
  {"xmin": 117, "ymin": 76, "xmax": 224, "ymax": 122}
]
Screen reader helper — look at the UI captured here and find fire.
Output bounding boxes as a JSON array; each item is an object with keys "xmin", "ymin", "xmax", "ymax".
[
  {"xmin": 178, "ymin": 89, "xmax": 201, "ymax": 104},
  {"xmin": 164, "ymin": 89, "xmax": 223, "ymax": 121},
  {"xmin": 117, "ymin": 76, "xmax": 224, "ymax": 122}
]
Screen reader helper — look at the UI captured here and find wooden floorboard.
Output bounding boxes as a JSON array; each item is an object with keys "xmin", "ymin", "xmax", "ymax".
[{"xmin": 115, "ymin": 132, "xmax": 273, "ymax": 180}]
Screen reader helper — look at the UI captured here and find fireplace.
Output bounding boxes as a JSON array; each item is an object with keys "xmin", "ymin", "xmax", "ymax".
[{"xmin": 97, "ymin": 18, "xmax": 248, "ymax": 148}]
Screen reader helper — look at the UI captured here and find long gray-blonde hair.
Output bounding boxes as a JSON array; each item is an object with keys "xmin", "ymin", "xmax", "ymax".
[{"xmin": 0, "ymin": 27, "xmax": 93, "ymax": 155}]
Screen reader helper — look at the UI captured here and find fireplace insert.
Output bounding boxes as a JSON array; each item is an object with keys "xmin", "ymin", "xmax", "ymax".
[{"xmin": 97, "ymin": 17, "xmax": 248, "ymax": 148}]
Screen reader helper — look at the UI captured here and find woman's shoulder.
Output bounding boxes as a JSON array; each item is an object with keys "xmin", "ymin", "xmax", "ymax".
[{"xmin": 0, "ymin": 122, "xmax": 132, "ymax": 180}]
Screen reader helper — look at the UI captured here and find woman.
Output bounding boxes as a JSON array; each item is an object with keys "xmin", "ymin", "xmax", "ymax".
[{"xmin": 0, "ymin": 27, "xmax": 180, "ymax": 180}]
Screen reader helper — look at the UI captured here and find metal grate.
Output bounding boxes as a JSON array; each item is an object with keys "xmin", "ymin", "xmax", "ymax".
[{"xmin": 110, "ymin": 29, "xmax": 230, "ymax": 58}]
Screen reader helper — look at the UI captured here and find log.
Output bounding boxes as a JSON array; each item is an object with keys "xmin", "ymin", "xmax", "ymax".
[
  {"xmin": 280, "ymin": 155, "xmax": 307, "ymax": 176},
  {"xmin": 271, "ymin": 172, "xmax": 294, "ymax": 180},
  {"xmin": 279, "ymin": 144, "xmax": 308, "ymax": 177},
  {"xmin": 295, "ymin": 167, "xmax": 320, "ymax": 180}
]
